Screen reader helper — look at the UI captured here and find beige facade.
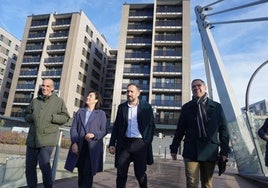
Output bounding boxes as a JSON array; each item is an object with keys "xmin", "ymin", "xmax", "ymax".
[
  {"xmin": 111, "ymin": 0, "xmax": 191, "ymax": 132},
  {"xmin": 0, "ymin": 28, "xmax": 20, "ymax": 114},
  {"xmin": 5, "ymin": 11, "xmax": 112, "ymax": 118}
]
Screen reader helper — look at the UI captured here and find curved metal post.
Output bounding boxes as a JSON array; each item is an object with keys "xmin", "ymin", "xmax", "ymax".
[{"xmin": 245, "ymin": 60, "xmax": 268, "ymax": 176}]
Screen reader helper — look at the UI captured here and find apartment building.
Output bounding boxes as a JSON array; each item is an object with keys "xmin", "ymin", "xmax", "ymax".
[
  {"xmin": 5, "ymin": 11, "xmax": 112, "ymax": 119},
  {"xmin": 111, "ymin": 0, "xmax": 191, "ymax": 134},
  {"xmin": 0, "ymin": 28, "xmax": 20, "ymax": 115}
]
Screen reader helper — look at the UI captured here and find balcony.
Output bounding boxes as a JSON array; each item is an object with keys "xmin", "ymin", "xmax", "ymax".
[
  {"xmin": 16, "ymin": 84, "xmax": 35, "ymax": 90},
  {"xmin": 154, "ymin": 50, "xmax": 182, "ymax": 60},
  {"xmin": 22, "ymin": 57, "xmax": 41, "ymax": 65},
  {"xmin": 152, "ymin": 82, "xmax": 182, "ymax": 90},
  {"xmin": 42, "ymin": 70, "xmax": 62, "ymax": 77},
  {"xmin": 47, "ymin": 44, "xmax": 66, "ymax": 51},
  {"xmin": 126, "ymin": 38, "xmax": 152, "ymax": 47},
  {"xmin": 25, "ymin": 45, "xmax": 43, "ymax": 52},
  {"xmin": 49, "ymin": 32, "xmax": 69, "ymax": 42},
  {"xmin": 153, "ymin": 65, "xmax": 182, "ymax": 75},
  {"xmin": 124, "ymin": 67, "xmax": 150, "ymax": 74},
  {"xmin": 44, "ymin": 56, "xmax": 64, "ymax": 66},
  {"xmin": 13, "ymin": 97, "xmax": 32, "ymax": 103},
  {"xmin": 154, "ymin": 35, "xmax": 182, "ymax": 46},
  {"xmin": 30, "ymin": 21, "xmax": 48, "ymax": 28},
  {"xmin": 125, "ymin": 52, "xmax": 151, "ymax": 60},
  {"xmin": 19, "ymin": 70, "xmax": 38, "ymax": 77},
  {"xmin": 156, "ymin": 6, "xmax": 182, "ymax": 18},
  {"xmin": 28, "ymin": 33, "xmax": 46, "ymax": 39},
  {"xmin": 122, "ymin": 83, "xmax": 149, "ymax": 91},
  {"xmin": 151, "ymin": 99, "xmax": 181, "ymax": 107}
]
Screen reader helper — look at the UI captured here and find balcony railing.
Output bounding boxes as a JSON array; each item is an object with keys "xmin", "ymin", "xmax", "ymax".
[
  {"xmin": 28, "ymin": 33, "xmax": 46, "ymax": 38},
  {"xmin": 122, "ymin": 83, "xmax": 149, "ymax": 91},
  {"xmin": 153, "ymin": 66, "xmax": 182, "ymax": 72},
  {"xmin": 156, "ymin": 7, "xmax": 182, "ymax": 13},
  {"xmin": 42, "ymin": 70, "xmax": 62, "ymax": 77},
  {"xmin": 52, "ymin": 20, "xmax": 71, "ymax": 26},
  {"xmin": 155, "ymin": 20, "xmax": 182, "ymax": 27},
  {"xmin": 155, "ymin": 35, "xmax": 182, "ymax": 41},
  {"xmin": 49, "ymin": 32, "xmax": 69, "ymax": 38},
  {"xmin": 154, "ymin": 50, "xmax": 182, "ymax": 57},
  {"xmin": 151, "ymin": 99, "xmax": 181, "ymax": 107},
  {"xmin": 125, "ymin": 53, "xmax": 151, "ymax": 59},
  {"xmin": 152, "ymin": 82, "xmax": 182, "ymax": 90},
  {"xmin": 23, "ymin": 57, "xmax": 41, "ymax": 63},
  {"xmin": 129, "ymin": 12, "xmax": 153, "ymax": 17},
  {"xmin": 124, "ymin": 67, "xmax": 150, "ymax": 74},
  {"xmin": 128, "ymin": 24, "xmax": 153, "ymax": 30},
  {"xmin": 13, "ymin": 97, "xmax": 32, "ymax": 103},
  {"xmin": 126, "ymin": 38, "xmax": 152, "ymax": 44},
  {"xmin": 44, "ymin": 56, "xmax": 64, "ymax": 63},
  {"xmin": 30, "ymin": 21, "xmax": 48, "ymax": 27},
  {"xmin": 47, "ymin": 44, "xmax": 66, "ymax": 50},
  {"xmin": 16, "ymin": 84, "xmax": 35, "ymax": 90},
  {"xmin": 20, "ymin": 70, "xmax": 38, "ymax": 76},
  {"xmin": 25, "ymin": 45, "xmax": 43, "ymax": 51}
]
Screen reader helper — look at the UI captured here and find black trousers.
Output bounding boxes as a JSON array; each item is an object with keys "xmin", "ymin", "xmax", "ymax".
[
  {"xmin": 116, "ymin": 138, "xmax": 148, "ymax": 188},
  {"xmin": 77, "ymin": 141, "xmax": 93, "ymax": 188}
]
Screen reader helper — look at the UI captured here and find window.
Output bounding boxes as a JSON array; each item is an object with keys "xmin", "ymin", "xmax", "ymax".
[
  {"xmin": 5, "ymin": 81, "xmax": 11, "ymax": 89},
  {"xmin": 1, "ymin": 102, "xmax": 6, "ymax": 108},
  {"xmin": 8, "ymin": 72, "xmax": 13, "ymax": 79},
  {"xmin": 10, "ymin": 62, "xmax": 15, "ymax": 70},
  {"xmin": 3, "ymin": 92, "xmax": 9, "ymax": 98}
]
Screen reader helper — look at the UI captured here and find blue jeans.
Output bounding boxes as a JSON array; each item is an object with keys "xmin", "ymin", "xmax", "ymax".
[{"xmin": 25, "ymin": 146, "xmax": 54, "ymax": 188}]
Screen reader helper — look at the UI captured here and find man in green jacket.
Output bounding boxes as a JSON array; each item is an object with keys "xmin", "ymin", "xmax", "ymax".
[
  {"xmin": 170, "ymin": 79, "xmax": 230, "ymax": 188},
  {"xmin": 25, "ymin": 78, "xmax": 70, "ymax": 188}
]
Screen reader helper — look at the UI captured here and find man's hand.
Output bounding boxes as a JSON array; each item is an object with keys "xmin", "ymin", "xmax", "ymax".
[
  {"xmin": 171, "ymin": 153, "xmax": 177, "ymax": 160},
  {"xmin": 109, "ymin": 146, "xmax": 115, "ymax": 155}
]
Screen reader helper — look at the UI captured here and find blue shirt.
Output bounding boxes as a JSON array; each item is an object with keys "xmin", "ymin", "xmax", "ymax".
[{"xmin": 125, "ymin": 103, "xmax": 142, "ymax": 138}]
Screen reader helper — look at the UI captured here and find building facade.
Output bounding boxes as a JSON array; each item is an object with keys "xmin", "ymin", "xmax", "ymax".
[
  {"xmin": 111, "ymin": 0, "xmax": 191, "ymax": 134},
  {"xmin": 0, "ymin": 28, "xmax": 20, "ymax": 115},
  {"xmin": 5, "ymin": 11, "xmax": 112, "ymax": 119}
]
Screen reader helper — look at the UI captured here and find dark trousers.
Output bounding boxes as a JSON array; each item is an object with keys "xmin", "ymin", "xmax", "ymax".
[
  {"xmin": 117, "ymin": 138, "xmax": 148, "ymax": 188},
  {"xmin": 77, "ymin": 141, "xmax": 93, "ymax": 188},
  {"xmin": 25, "ymin": 146, "xmax": 54, "ymax": 188}
]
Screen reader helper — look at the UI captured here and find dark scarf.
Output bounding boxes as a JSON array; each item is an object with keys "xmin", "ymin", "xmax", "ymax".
[{"xmin": 193, "ymin": 93, "xmax": 208, "ymax": 139}]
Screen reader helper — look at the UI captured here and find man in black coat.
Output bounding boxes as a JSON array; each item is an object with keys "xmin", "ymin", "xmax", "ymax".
[
  {"xmin": 109, "ymin": 83, "xmax": 155, "ymax": 188},
  {"xmin": 170, "ymin": 79, "xmax": 230, "ymax": 188}
]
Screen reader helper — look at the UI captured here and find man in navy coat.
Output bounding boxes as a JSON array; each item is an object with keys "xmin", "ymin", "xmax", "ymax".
[{"xmin": 109, "ymin": 83, "xmax": 155, "ymax": 188}]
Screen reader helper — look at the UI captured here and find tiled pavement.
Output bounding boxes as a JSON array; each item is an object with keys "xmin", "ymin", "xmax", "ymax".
[{"xmin": 38, "ymin": 159, "xmax": 268, "ymax": 188}]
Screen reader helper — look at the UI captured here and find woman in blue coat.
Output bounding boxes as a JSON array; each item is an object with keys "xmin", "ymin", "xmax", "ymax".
[
  {"xmin": 65, "ymin": 91, "xmax": 107, "ymax": 188},
  {"xmin": 258, "ymin": 118, "xmax": 268, "ymax": 166}
]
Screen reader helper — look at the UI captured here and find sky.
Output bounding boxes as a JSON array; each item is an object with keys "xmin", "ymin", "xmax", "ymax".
[{"xmin": 0, "ymin": 0, "xmax": 267, "ymax": 108}]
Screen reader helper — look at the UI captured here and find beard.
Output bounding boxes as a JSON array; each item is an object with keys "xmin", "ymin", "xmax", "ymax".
[{"xmin": 127, "ymin": 96, "xmax": 134, "ymax": 102}]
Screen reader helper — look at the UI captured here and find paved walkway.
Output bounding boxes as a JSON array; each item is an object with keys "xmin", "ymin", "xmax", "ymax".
[{"xmin": 34, "ymin": 159, "xmax": 267, "ymax": 188}]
